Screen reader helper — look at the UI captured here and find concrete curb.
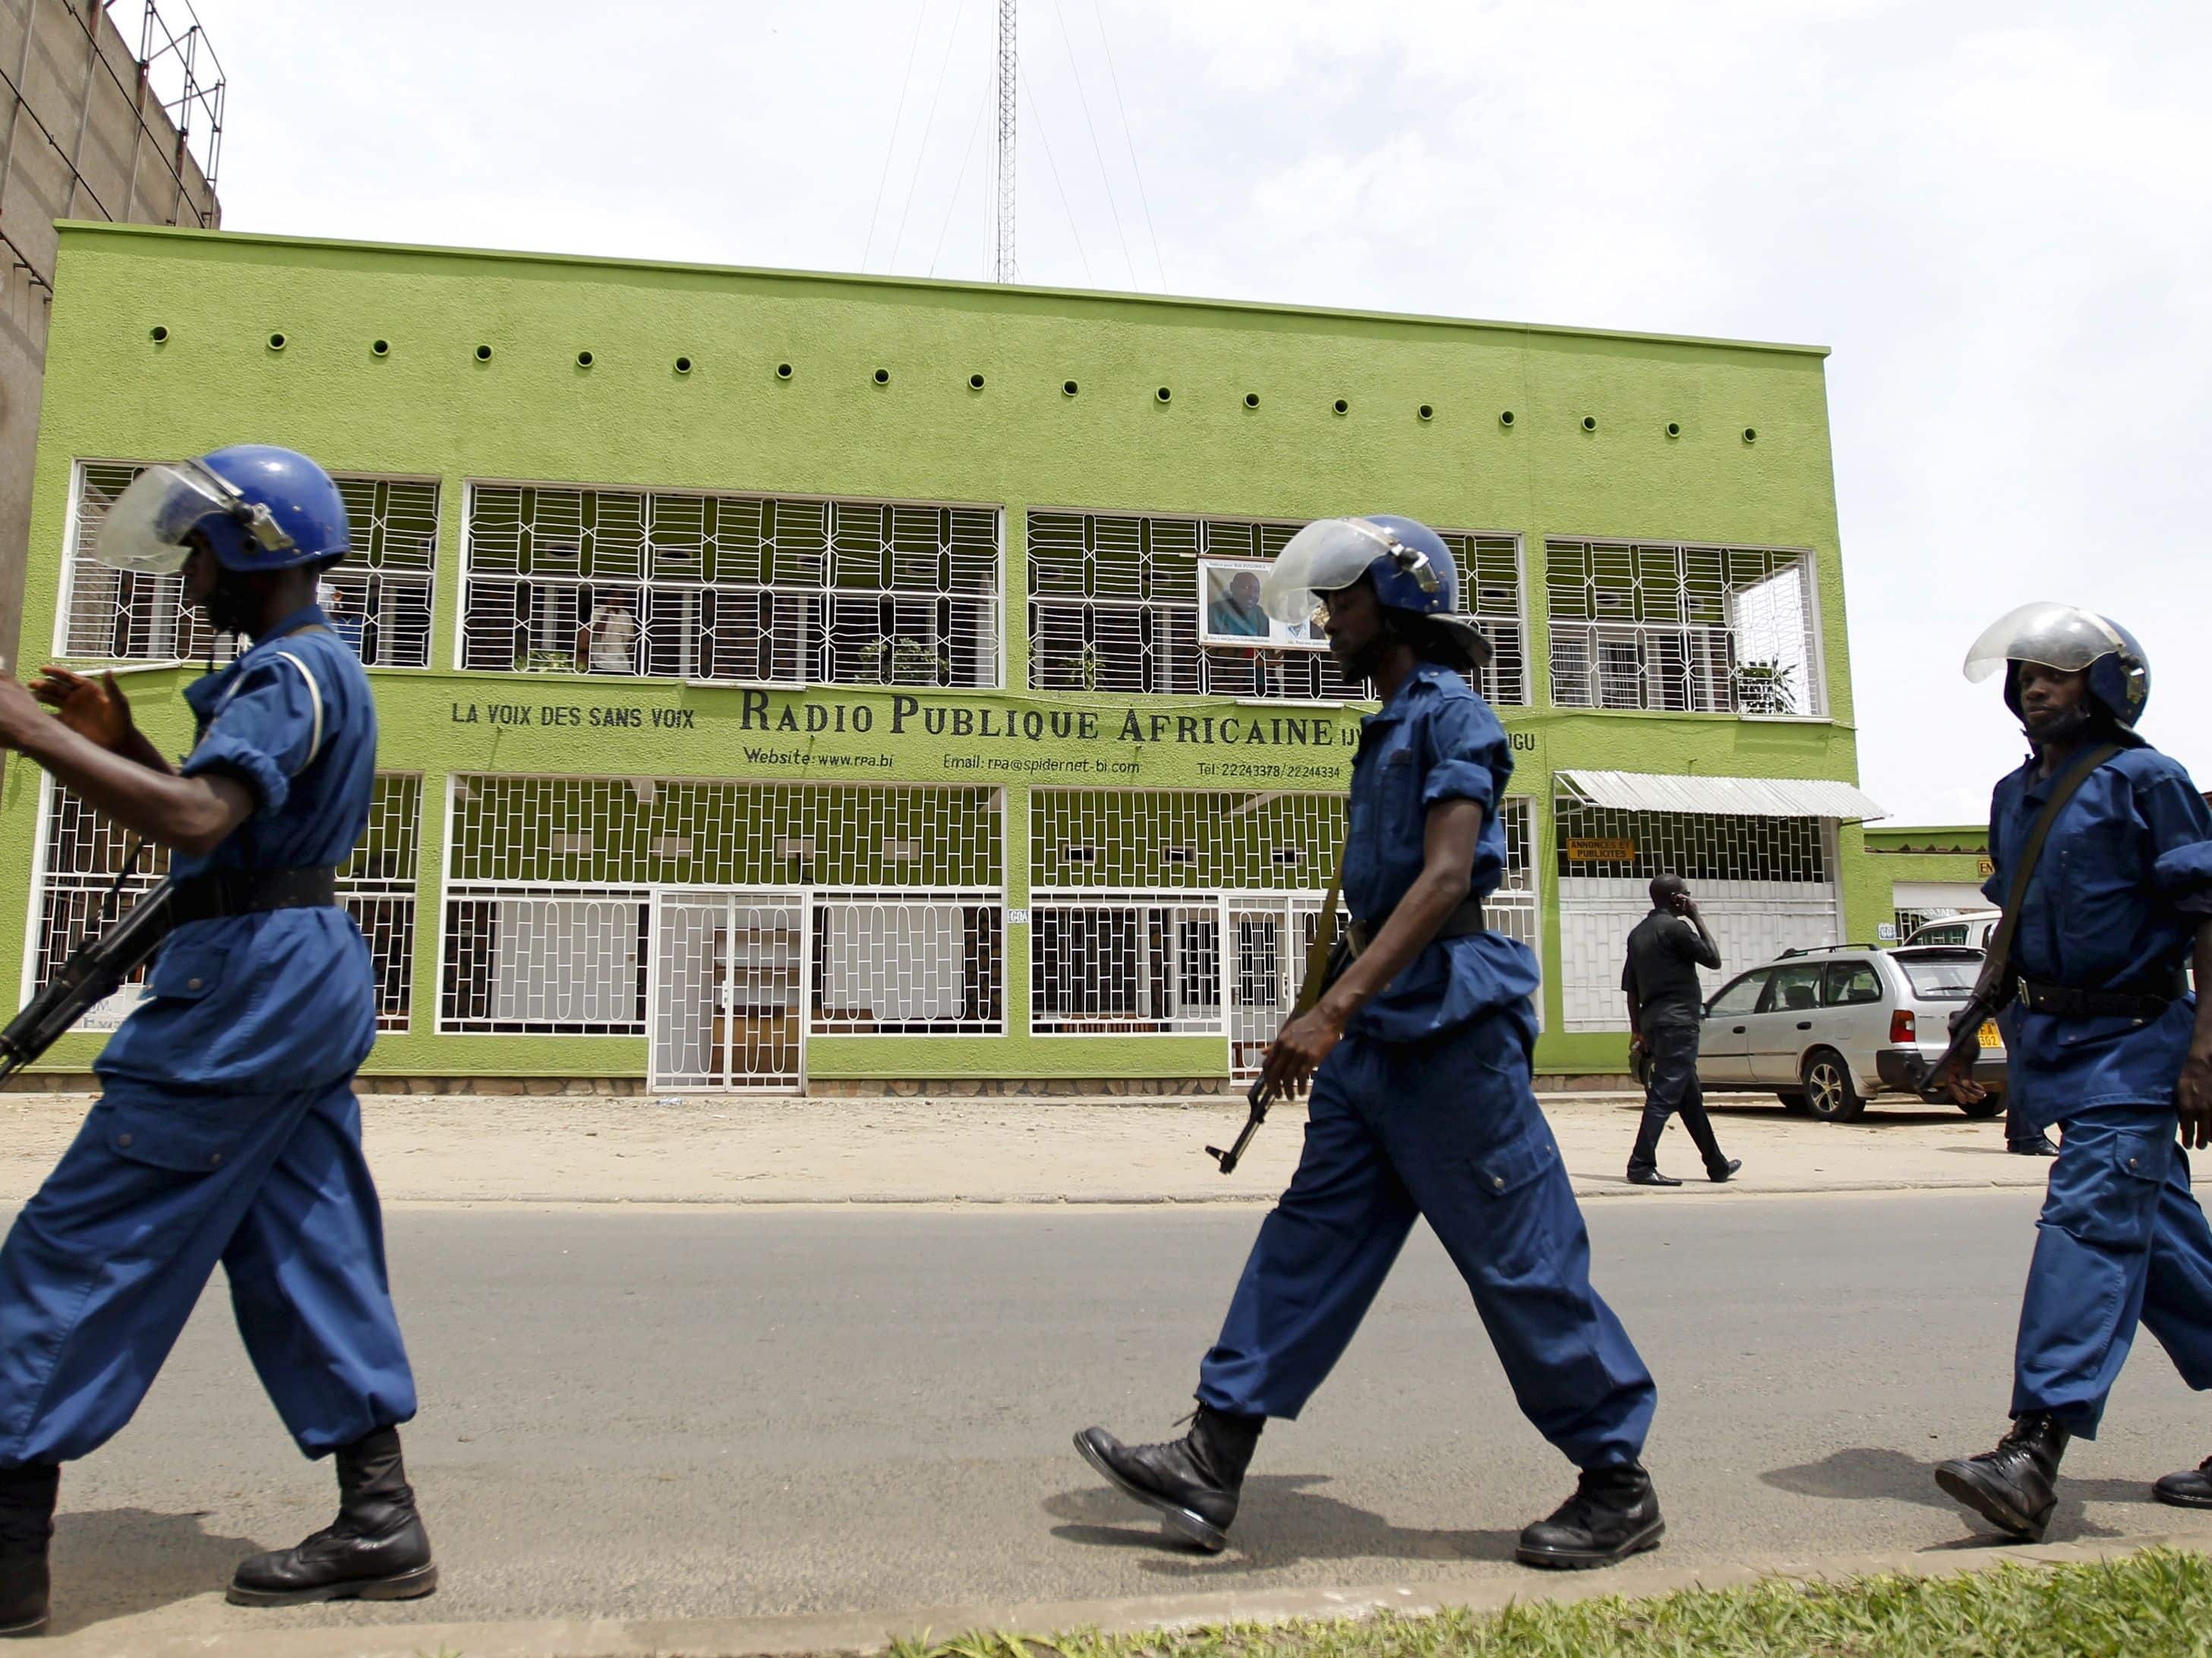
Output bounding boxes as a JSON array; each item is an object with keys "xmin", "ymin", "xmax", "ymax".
[{"xmin": 47, "ymin": 1530, "xmax": 2212, "ymax": 1657}]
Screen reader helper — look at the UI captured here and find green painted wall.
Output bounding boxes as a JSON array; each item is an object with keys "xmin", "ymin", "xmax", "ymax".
[{"xmin": 5, "ymin": 224, "xmax": 1874, "ymax": 1083}]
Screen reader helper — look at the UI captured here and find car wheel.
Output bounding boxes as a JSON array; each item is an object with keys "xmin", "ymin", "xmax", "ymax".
[
  {"xmin": 1776, "ymin": 1090, "xmax": 1810, "ymax": 1114},
  {"xmin": 1955, "ymin": 1091, "xmax": 2004, "ymax": 1121},
  {"xmin": 1800, "ymin": 1048, "xmax": 1866, "ymax": 1123}
]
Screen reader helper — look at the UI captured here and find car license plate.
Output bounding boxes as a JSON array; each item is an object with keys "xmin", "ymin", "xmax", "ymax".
[{"xmin": 1977, "ymin": 1021, "xmax": 2000, "ymax": 1050}]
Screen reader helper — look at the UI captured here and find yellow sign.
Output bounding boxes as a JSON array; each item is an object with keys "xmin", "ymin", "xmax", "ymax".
[
  {"xmin": 1567, "ymin": 837, "xmax": 1637, "ymax": 862},
  {"xmin": 1977, "ymin": 856, "xmax": 1996, "ymax": 878}
]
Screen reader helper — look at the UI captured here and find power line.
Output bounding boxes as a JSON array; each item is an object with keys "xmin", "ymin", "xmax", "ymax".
[
  {"xmin": 1046, "ymin": 0, "xmax": 1134, "ymax": 288},
  {"xmin": 1019, "ymin": 68, "xmax": 1092, "ymax": 284},
  {"xmin": 1087, "ymin": 0, "xmax": 1166, "ymax": 291},
  {"xmin": 863, "ymin": 0, "xmax": 935, "ymax": 272},
  {"xmin": 889, "ymin": 0, "xmax": 972, "ymax": 273},
  {"xmin": 932, "ymin": 87, "xmax": 993, "ymax": 277}
]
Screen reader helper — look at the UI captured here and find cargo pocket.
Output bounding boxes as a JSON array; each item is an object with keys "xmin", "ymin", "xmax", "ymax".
[
  {"xmin": 1466, "ymin": 1126, "xmax": 1563, "ymax": 1278},
  {"xmin": 146, "ymin": 935, "xmax": 229, "ymax": 1003},
  {"xmin": 92, "ymin": 1098, "xmax": 254, "ymax": 1175},
  {"xmin": 2051, "ymin": 1127, "xmax": 2167, "ymax": 1250}
]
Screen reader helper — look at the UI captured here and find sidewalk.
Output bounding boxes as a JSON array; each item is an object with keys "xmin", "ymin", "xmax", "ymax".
[{"xmin": 0, "ymin": 1089, "xmax": 2052, "ymax": 1207}]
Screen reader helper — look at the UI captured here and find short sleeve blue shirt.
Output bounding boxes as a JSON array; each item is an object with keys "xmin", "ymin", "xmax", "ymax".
[
  {"xmin": 97, "ymin": 604, "xmax": 381, "ymax": 1099},
  {"xmin": 1986, "ymin": 742, "xmax": 2212, "ymax": 1123},
  {"xmin": 1340, "ymin": 665, "xmax": 1539, "ymax": 1042}
]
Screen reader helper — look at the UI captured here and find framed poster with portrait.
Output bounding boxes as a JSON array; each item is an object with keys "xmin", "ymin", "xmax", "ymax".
[{"xmin": 1197, "ymin": 556, "xmax": 1325, "ymax": 650}]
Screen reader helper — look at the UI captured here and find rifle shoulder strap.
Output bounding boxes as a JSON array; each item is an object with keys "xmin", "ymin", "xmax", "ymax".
[
  {"xmin": 1983, "ymin": 742, "xmax": 2121, "ymax": 982},
  {"xmin": 1292, "ymin": 843, "xmax": 1348, "ymax": 1014}
]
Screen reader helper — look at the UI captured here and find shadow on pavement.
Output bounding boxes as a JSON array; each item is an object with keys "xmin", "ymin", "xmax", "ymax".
[
  {"xmin": 1045, "ymin": 1474, "xmax": 1521, "ymax": 1575},
  {"xmin": 46, "ymin": 1506, "xmax": 263, "ymax": 1637},
  {"xmin": 1761, "ymin": 1446, "xmax": 2139, "ymax": 1546}
]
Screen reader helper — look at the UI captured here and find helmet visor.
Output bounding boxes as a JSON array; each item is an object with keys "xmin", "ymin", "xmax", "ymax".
[
  {"xmin": 1259, "ymin": 518, "xmax": 1392, "ymax": 624},
  {"xmin": 94, "ymin": 461, "xmax": 235, "ymax": 573},
  {"xmin": 1963, "ymin": 601, "xmax": 2127, "ymax": 684}
]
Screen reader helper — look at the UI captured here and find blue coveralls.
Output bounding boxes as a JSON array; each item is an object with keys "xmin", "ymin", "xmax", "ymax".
[
  {"xmin": 1989, "ymin": 742, "xmax": 2212, "ymax": 1436},
  {"xmin": 0, "ymin": 604, "xmax": 418, "ymax": 1467},
  {"xmin": 1197, "ymin": 665, "xmax": 1657, "ymax": 1469}
]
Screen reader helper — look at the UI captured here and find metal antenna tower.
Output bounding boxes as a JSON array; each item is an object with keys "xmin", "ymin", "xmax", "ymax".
[{"xmin": 992, "ymin": 0, "xmax": 1017, "ymax": 282}]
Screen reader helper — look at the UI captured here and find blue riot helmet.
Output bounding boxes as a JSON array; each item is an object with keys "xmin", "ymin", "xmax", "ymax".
[
  {"xmin": 96, "ymin": 445, "xmax": 351, "ymax": 575},
  {"xmin": 1964, "ymin": 600, "xmax": 2151, "ymax": 733},
  {"xmin": 1261, "ymin": 513, "xmax": 1491, "ymax": 668}
]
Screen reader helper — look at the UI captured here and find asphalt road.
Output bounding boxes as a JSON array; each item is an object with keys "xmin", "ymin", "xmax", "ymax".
[{"xmin": 28, "ymin": 1190, "xmax": 2212, "ymax": 1640}]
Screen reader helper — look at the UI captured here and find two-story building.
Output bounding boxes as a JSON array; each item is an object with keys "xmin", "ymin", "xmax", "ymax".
[{"xmin": 2, "ymin": 224, "xmax": 1887, "ymax": 1095}]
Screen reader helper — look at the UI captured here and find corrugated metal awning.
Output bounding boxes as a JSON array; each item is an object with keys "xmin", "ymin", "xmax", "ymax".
[{"xmin": 1556, "ymin": 770, "xmax": 1889, "ymax": 823}]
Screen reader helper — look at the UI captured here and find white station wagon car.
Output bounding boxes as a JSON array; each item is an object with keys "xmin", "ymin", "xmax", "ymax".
[
  {"xmin": 1694, "ymin": 944, "xmax": 2008, "ymax": 1122},
  {"xmin": 1904, "ymin": 910, "xmax": 2001, "ymax": 950}
]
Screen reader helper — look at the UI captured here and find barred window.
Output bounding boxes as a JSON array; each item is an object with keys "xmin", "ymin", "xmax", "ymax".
[
  {"xmin": 30, "ymin": 775, "xmax": 421, "ymax": 1033},
  {"xmin": 440, "ymin": 777, "xmax": 1005, "ymax": 1043},
  {"xmin": 59, "ymin": 463, "xmax": 438, "ymax": 668},
  {"xmin": 461, "ymin": 484, "xmax": 1000, "ymax": 687},
  {"xmin": 1545, "ymin": 540, "xmax": 1819, "ymax": 715},
  {"xmin": 1027, "ymin": 512, "xmax": 1527, "ymax": 705}
]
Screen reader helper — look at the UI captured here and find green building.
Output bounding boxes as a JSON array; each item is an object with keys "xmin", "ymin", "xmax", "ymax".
[
  {"xmin": 1865, "ymin": 825, "xmax": 1993, "ymax": 939},
  {"xmin": 3, "ymin": 223, "xmax": 1889, "ymax": 1094}
]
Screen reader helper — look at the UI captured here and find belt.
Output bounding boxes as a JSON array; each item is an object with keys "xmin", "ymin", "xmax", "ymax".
[
  {"xmin": 1345, "ymin": 897, "xmax": 1486, "ymax": 957},
  {"xmin": 169, "ymin": 867, "xmax": 339, "ymax": 927},
  {"xmin": 2015, "ymin": 971, "xmax": 2187, "ymax": 1022}
]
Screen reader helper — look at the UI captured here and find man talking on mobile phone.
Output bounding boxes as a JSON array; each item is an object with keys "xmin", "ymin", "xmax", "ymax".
[{"xmin": 1621, "ymin": 876, "xmax": 1740, "ymax": 1187}]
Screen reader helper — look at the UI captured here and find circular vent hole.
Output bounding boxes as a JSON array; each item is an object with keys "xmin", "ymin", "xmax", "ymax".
[
  {"xmin": 969, "ymin": 373, "xmax": 986, "ymax": 389},
  {"xmin": 1156, "ymin": 386, "xmax": 1172, "ymax": 402},
  {"xmin": 1244, "ymin": 392, "xmax": 1260, "ymax": 408},
  {"xmin": 576, "ymin": 350, "xmax": 595, "ymax": 368},
  {"xmin": 1665, "ymin": 421, "xmax": 1681, "ymax": 437},
  {"xmin": 1743, "ymin": 426, "xmax": 1759, "ymax": 443},
  {"xmin": 1581, "ymin": 414, "xmax": 1598, "ymax": 432},
  {"xmin": 267, "ymin": 332, "xmax": 287, "ymax": 351},
  {"xmin": 1063, "ymin": 379, "xmax": 1080, "ymax": 397},
  {"xmin": 776, "ymin": 362, "xmax": 794, "ymax": 379},
  {"xmin": 1333, "ymin": 398, "xmax": 1349, "ymax": 415},
  {"xmin": 1499, "ymin": 409, "xmax": 1516, "ymax": 427},
  {"xmin": 873, "ymin": 367, "xmax": 891, "ymax": 385},
  {"xmin": 149, "ymin": 325, "xmax": 169, "ymax": 343},
  {"xmin": 371, "ymin": 338, "xmax": 390, "ymax": 356},
  {"xmin": 475, "ymin": 344, "xmax": 494, "ymax": 361},
  {"xmin": 1418, "ymin": 405, "xmax": 1434, "ymax": 421},
  {"xmin": 674, "ymin": 357, "xmax": 693, "ymax": 374}
]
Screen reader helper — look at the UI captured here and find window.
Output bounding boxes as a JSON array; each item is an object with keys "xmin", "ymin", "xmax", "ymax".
[
  {"xmin": 1706, "ymin": 972, "xmax": 1767, "ymax": 1017},
  {"xmin": 61, "ymin": 463, "xmax": 439, "ymax": 668},
  {"xmin": 462, "ymin": 484, "xmax": 999, "ymax": 687},
  {"xmin": 1909, "ymin": 922, "xmax": 1971, "ymax": 947},
  {"xmin": 1546, "ymin": 539, "xmax": 1819, "ymax": 715},
  {"xmin": 1899, "ymin": 954, "xmax": 1980, "ymax": 1001},
  {"xmin": 440, "ymin": 777, "xmax": 1004, "ymax": 1035},
  {"xmin": 1028, "ymin": 511, "xmax": 1527, "ymax": 705},
  {"xmin": 1759, "ymin": 962, "xmax": 1826, "ymax": 1013},
  {"xmin": 31, "ymin": 775, "xmax": 421, "ymax": 1032},
  {"xmin": 1823, "ymin": 960, "xmax": 1883, "ymax": 1007}
]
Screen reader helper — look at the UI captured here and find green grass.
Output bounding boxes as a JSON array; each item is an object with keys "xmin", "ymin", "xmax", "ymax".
[{"xmin": 882, "ymin": 1549, "xmax": 2212, "ymax": 1658}]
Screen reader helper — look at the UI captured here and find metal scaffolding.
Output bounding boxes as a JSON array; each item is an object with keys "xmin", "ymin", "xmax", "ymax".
[{"xmin": 992, "ymin": 0, "xmax": 1015, "ymax": 282}]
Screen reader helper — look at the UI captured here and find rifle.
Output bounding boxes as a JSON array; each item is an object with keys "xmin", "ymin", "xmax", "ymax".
[
  {"xmin": 1209, "ymin": 862, "xmax": 1346, "ymax": 1175},
  {"xmin": 0, "ymin": 855, "xmax": 177, "ymax": 1082},
  {"xmin": 1901, "ymin": 742, "xmax": 2119, "ymax": 1102}
]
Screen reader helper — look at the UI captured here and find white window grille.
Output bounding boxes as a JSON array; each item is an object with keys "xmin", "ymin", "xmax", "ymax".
[
  {"xmin": 59, "ymin": 463, "xmax": 438, "ymax": 668},
  {"xmin": 462, "ymin": 485, "xmax": 1000, "ymax": 687},
  {"xmin": 1545, "ymin": 540, "xmax": 1820, "ymax": 716},
  {"xmin": 28, "ymin": 775, "xmax": 421, "ymax": 1032},
  {"xmin": 440, "ymin": 777, "xmax": 1004, "ymax": 1038},
  {"xmin": 1027, "ymin": 512, "xmax": 1528, "ymax": 705},
  {"xmin": 1553, "ymin": 799, "xmax": 1839, "ymax": 1030}
]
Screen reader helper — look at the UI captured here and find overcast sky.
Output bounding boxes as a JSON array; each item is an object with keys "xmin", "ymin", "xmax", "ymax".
[{"xmin": 188, "ymin": 0, "xmax": 2210, "ymax": 826}]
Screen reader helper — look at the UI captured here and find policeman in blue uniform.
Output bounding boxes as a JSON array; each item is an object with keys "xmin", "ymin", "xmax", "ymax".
[
  {"xmin": 1934, "ymin": 603, "xmax": 2212, "ymax": 1542},
  {"xmin": 0, "ymin": 448, "xmax": 434, "ymax": 1636},
  {"xmin": 1075, "ymin": 516, "xmax": 1661, "ymax": 1570}
]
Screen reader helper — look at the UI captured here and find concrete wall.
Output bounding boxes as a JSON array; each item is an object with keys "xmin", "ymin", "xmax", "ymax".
[{"xmin": 0, "ymin": 0, "xmax": 217, "ymax": 679}]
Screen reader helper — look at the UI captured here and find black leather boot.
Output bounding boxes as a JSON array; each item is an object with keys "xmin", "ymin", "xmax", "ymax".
[
  {"xmin": 1516, "ymin": 1461, "xmax": 1665, "ymax": 1569},
  {"xmin": 2153, "ymin": 1454, "xmax": 2212, "ymax": 1508},
  {"xmin": 227, "ymin": 1427, "xmax": 436, "ymax": 1606},
  {"xmin": 0, "ymin": 1464, "xmax": 58, "ymax": 1638},
  {"xmin": 1935, "ymin": 1413, "xmax": 2069, "ymax": 1541},
  {"xmin": 1074, "ymin": 1404, "xmax": 1263, "ymax": 1552}
]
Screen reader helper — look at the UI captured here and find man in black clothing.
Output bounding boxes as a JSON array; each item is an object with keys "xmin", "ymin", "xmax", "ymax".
[{"xmin": 1622, "ymin": 875, "xmax": 1741, "ymax": 1187}]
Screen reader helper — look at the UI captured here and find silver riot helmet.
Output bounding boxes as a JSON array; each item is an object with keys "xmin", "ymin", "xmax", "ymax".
[{"xmin": 1963, "ymin": 601, "xmax": 2150, "ymax": 733}]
